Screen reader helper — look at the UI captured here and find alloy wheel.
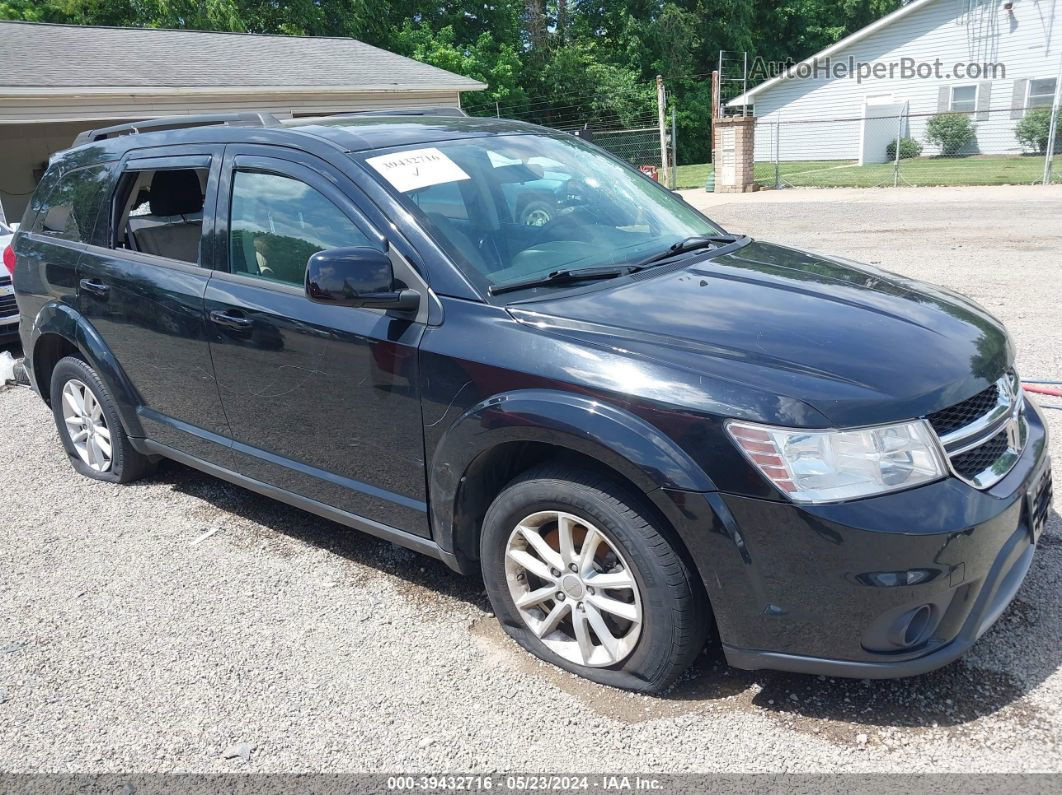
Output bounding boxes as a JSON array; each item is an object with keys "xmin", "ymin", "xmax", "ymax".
[
  {"xmin": 61, "ymin": 379, "xmax": 113, "ymax": 472},
  {"xmin": 504, "ymin": 510, "xmax": 642, "ymax": 667},
  {"xmin": 523, "ymin": 207, "xmax": 552, "ymax": 227}
]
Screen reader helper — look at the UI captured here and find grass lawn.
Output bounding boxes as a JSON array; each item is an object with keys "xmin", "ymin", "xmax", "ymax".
[{"xmin": 676, "ymin": 155, "xmax": 1046, "ymax": 190}]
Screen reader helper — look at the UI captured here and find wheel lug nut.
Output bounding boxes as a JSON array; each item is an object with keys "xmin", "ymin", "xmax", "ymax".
[
  {"xmin": 556, "ymin": 592, "xmax": 565, "ymax": 601},
  {"xmin": 586, "ymin": 586, "xmax": 595, "ymax": 595},
  {"xmin": 577, "ymin": 602, "xmax": 585, "ymax": 611},
  {"xmin": 568, "ymin": 563, "xmax": 578, "ymax": 573},
  {"xmin": 550, "ymin": 568, "xmax": 561, "ymax": 578}
]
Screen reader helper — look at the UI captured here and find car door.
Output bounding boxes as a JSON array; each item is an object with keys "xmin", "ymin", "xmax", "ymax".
[
  {"xmin": 12, "ymin": 162, "xmax": 112, "ymax": 338},
  {"xmin": 204, "ymin": 146, "xmax": 430, "ymax": 536},
  {"xmin": 76, "ymin": 146, "xmax": 233, "ymax": 466}
]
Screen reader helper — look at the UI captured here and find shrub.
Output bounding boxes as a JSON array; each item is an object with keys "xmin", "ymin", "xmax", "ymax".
[
  {"xmin": 886, "ymin": 136, "xmax": 923, "ymax": 160},
  {"xmin": 1014, "ymin": 108, "xmax": 1061, "ymax": 154},
  {"xmin": 925, "ymin": 113, "xmax": 976, "ymax": 155}
]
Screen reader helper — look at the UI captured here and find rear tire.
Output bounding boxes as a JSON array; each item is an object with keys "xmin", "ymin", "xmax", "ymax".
[
  {"xmin": 49, "ymin": 355, "xmax": 155, "ymax": 483},
  {"xmin": 480, "ymin": 463, "xmax": 708, "ymax": 692}
]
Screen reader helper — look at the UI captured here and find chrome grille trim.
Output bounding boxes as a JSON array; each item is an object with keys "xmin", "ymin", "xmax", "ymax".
[
  {"xmin": 939, "ymin": 388, "xmax": 1022, "ymax": 454},
  {"xmin": 929, "ymin": 372, "xmax": 1026, "ymax": 490}
]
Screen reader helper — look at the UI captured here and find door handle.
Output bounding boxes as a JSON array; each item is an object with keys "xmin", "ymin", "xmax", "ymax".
[
  {"xmin": 209, "ymin": 309, "xmax": 254, "ymax": 329},
  {"xmin": 79, "ymin": 278, "xmax": 109, "ymax": 298}
]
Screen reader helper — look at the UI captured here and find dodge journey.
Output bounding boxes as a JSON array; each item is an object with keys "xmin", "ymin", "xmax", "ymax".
[{"xmin": 8, "ymin": 111, "xmax": 1052, "ymax": 692}]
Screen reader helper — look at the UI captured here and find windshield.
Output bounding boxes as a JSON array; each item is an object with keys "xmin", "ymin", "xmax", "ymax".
[{"xmin": 357, "ymin": 134, "xmax": 724, "ymax": 294}]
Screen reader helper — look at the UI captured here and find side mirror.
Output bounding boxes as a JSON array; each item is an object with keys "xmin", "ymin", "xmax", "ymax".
[{"xmin": 305, "ymin": 246, "xmax": 419, "ymax": 311}]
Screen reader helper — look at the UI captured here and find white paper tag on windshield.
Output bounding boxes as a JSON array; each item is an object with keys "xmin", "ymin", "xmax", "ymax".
[{"xmin": 366, "ymin": 147, "xmax": 470, "ymax": 193}]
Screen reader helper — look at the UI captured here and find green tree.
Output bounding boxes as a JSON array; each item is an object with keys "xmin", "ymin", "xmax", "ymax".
[
  {"xmin": 1014, "ymin": 108, "xmax": 1061, "ymax": 155},
  {"xmin": 925, "ymin": 113, "xmax": 977, "ymax": 156},
  {"xmin": 393, "ymin": 23, "xmax": 526, "ymax": 117},
  {"xmin": 0, "ymin": 0, "xmax": 909, "ymax": 168},
  {"xmin": 0, "ymin": 0, "xmax": 57, "ymax": 21},
  {"xmin": 58, "ymin": 0, "xmax": 245, "ymax": 29}
]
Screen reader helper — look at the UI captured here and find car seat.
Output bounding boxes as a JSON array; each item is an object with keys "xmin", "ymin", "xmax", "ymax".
[{"xmin": 127, "ymin": 170, "xmax": 204, "ymax": 263}]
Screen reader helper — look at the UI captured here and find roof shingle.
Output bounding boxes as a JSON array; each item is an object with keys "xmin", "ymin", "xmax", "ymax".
[{"xmin": 0, "ymin": 21, "xmax": 486, "ymax": 92}]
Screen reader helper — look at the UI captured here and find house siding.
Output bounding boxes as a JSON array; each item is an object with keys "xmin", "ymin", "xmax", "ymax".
[{"xmin": 749, "ymin": 0, "xmax": 1058, "ymax": 161}]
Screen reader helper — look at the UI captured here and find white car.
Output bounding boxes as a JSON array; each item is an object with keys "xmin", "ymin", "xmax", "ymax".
[{"xmin": 1, "ymin": 221, "xmax": 19, "ymax": 343}]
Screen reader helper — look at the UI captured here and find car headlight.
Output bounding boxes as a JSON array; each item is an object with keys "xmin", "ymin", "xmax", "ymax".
[{"xmin": 726, "ymin": 419, "xmax": 948, "ymax": 503}]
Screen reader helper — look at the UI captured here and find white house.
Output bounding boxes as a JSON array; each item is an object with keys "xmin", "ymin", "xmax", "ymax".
[
  {"xmin": 0, "ymin": 22, "xmax": 486, "ymax": 221},
  {"xmin": 729, "ymin": 0, "xmax": 1061, "ymax": 163}
]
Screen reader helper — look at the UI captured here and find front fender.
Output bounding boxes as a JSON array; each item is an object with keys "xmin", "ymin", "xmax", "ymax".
[
  {"xmin": 29, "ymin": 301, "xmax": 145, "ymax": 438},
  {"xmin": 429, "ymin": 388, "xmax": 715, "ymax": 557}
]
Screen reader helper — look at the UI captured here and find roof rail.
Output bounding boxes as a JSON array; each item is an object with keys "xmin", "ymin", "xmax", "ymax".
[
  {"xmin": 72, "ymin": 112, "xmax": 282, "ymax": 147},
  {"xmin": 299, "ymin": 107, "xmax": 469, "ymax": 121}
]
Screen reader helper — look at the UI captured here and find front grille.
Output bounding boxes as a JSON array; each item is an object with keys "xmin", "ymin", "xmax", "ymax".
[
  {"xmin": 926, "ymin": 372, "xmax": 1025, "ymax": 489},
  {"xmin": 0, "ymin": 294, "xmax": 16, "ymax": 319},
  {"xmin": 927, "ymin": 383, "xmax": 1000, "ymax": 436},
  {"xmin": 951, "ymin": 429, "xmax": 1009, "ymax": 480}
]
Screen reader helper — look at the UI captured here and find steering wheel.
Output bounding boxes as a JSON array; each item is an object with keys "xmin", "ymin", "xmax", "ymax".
[{"xmin": 530, "ymin": 206, "xmax": 600, "ymax": 245}]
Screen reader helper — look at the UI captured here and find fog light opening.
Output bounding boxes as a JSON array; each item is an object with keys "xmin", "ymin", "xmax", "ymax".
[{"xmin": 892, "ymin": 604, "xmax": 934, "ymax": 649}]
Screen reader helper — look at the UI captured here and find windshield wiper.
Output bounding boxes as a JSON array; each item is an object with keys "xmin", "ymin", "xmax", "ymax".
[
  {"xmin": 487, "ymin": 234, "xmax": 742, "ymax": 296},
  {"xmin": 629, "ymin": 234, "xmax": 741, "ymax": 271},
  {"xmin": 488, "ymin": 265, "xmax": 631, "ymax": 296}
]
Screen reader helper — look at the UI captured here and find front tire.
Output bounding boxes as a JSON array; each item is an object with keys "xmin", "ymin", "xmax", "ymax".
[
  {"xmin": 518, "ymin": 199, "xmax": 554, "ymax": 227},
  {"xmin": 480, "ymin": 464, "xmax": 708, "ymax": 692},
  {"xmin": 49, "ymin": 355, "xmax": 155, "ymax": 483}
]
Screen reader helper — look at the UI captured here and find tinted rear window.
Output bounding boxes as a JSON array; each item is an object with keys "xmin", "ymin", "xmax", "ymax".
[{"xmin": 32, "ymin": 164, "xmax": 112, "ymax": 244}]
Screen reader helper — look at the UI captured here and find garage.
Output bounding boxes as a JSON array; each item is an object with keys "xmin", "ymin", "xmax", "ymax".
[{"xmin": 0, "ymin": 20, "xmax": 485, "ymax": 223}]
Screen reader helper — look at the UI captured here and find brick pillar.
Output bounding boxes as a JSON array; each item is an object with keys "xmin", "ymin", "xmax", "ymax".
[{"xmin": 713, "ymin": 116, "xmax": 757, "ymax": 193}]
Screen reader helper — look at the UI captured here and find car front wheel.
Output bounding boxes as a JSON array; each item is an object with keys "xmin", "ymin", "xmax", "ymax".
[
  {"xmin": 519, "ymin": 200, "xmax": 554, "ymax": 227},
  {"xmin": 480, "ymin": 464, "xmax": 709, "ymax": 692}
]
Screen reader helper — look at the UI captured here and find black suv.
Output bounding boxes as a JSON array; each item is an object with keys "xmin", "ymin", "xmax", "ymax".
[{"xmin": 8, "ymin": 111, "xmax": 1052, "ymax": 692}]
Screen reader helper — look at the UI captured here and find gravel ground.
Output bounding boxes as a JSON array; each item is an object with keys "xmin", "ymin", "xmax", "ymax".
[{"xmin": 1, "ymin": 185, "xmax": 1060, "ymax": 773}]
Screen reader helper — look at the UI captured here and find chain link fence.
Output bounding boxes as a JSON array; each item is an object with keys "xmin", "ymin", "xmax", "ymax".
[
  {"xmin": 545, "ymin": 113, "xmax": 677, "ymax": 186},
  {"xmin": 588, "ymin": 126, "xmax": 672, "ymax": 179},
  {"xmin": 588, "ymin": 126, "xmax": 659, "ymax": 165},
  {"xmin": 473, "ymin": 92, "xmax": 678, "ymax": 187},
  {"xmin": 471, "ymin": 73, "xmax": 1060, "ymax": 191},
  {"xmin": 748, "ymin": 100, "xmax": 1059, "ymax": 190}
]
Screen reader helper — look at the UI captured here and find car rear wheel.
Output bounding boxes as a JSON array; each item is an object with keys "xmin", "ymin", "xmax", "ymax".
[
  {"xmin": 50, "ymin": 355, "xmax": 155, "ymax": 483},
  {"xmin": 480, "ymin": 464, "xmax": 708, "ymax": 692}
]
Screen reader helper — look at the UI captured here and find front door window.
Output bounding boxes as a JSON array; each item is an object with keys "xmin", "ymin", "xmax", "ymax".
[{"xmin": 229, "ymin": 170, "xmax": 377, "ymax": 286}]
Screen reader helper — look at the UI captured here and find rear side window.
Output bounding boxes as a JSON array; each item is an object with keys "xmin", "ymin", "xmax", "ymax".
[
  {"xmin": 113, "ymin": 168, "xmax": 208, "ymax": 264},
  {"xmin": 32, "ymin": 165, "xmax": 111, "ymax": 243},
  {"xmin": 229, "ymin": 170, "xmax": 378, "ymax": 287}
]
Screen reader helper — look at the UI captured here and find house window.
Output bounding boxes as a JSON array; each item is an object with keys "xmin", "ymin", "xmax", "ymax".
[
  {"xmin": 950, "ymin": 85, "xmax": 977, "ymax": 114},
  {"xmin": 1028, "ymin": 78, "xmax": 1057, "ymax": 109}
]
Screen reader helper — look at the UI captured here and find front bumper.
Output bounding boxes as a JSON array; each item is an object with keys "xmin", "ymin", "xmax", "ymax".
[{"xmin": 663, "ymin": 398, "xmax": 1052, "ymax": 678}]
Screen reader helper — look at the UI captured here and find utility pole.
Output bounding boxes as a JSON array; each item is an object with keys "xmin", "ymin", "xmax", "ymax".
[
  {"xmin": 893, "ymin": 104, "xmax": 905, "ymax": 188},
  {"xmin": 1042, "ymin": 52, "xmax": 1062, "ymax": 186},
  {"xmin": 774, "ymin": 118, "xmax": 781, "ymax": 189},
  {"xmin": 657, "ymin": 75, "xmax": 669, "ymax": 188},
  {"xmin": 671, "ymin": 102, "xmax": 678, "ymax": 189},
  {"xmin": 711, "ymin": 70, "xmax": 720, "ymax": 176}
]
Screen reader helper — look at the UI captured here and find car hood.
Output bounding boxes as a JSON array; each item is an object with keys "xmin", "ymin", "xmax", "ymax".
[{"xmin": 510, "ymin": 239, "xmax": 1012, "ymax": 427}]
